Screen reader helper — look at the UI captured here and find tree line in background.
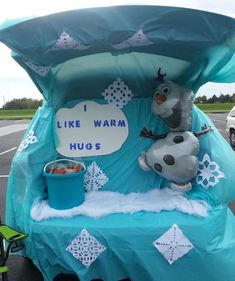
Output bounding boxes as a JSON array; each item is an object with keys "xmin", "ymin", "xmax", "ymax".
[
  {"xmin": 2, "ymin": 98, "xmax": 43, "ymax": 109},
  {"xmin": 195, "ymin": 93, "xmax": 235, "ymax": 104},
  {"xmin": 1, "ymin": 94, "xmax": 235, "ymax": 110}
]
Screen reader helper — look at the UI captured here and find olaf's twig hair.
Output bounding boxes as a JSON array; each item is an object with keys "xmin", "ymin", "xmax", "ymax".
[{"xmin": 155, "ymin": 67, "xmax": 166, "ymax": 82}]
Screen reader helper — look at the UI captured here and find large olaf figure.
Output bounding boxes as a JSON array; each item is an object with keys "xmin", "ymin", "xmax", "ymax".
[{"xmin": 138, "ymin": 68, "xmax": 211, "ymax": 191}]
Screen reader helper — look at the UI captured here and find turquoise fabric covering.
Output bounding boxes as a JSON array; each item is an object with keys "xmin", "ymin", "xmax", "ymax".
[
  {"xmin": 27, "ymin": 207, "xmax": 235, "ymax": 281},
  {"xmin": 5, "ymin": 99, "xmax": 235, "ymax": 281},
  {"xmin": 1, "ymin": 5, "xmax": 235, "ymax": 281}
]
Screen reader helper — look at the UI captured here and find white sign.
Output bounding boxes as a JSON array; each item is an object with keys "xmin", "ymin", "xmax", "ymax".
[{"xmin": 55, "ymin": 101, "xmax": 129, "ymax": 157}]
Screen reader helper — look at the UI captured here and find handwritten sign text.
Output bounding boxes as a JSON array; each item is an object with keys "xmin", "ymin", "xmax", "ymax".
[{"xmin": 55, "ymin": 101, "xmax": 128, "ymax": 157}]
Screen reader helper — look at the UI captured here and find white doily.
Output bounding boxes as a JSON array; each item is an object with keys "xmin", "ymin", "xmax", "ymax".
[
  {"xmin": 84, "ymin": 162, "xmax": 109, "ymax": 192},
  {"xmin": 50, "ymin": 32, "xmax": 90, "ymax": 51},
  {"xmin": 153, "ymin": 224, "xmax": 193, "ymax": 264},
  {"xmin": 25, "ymin": 61, "xmax": 49, "ymax": 77},
  {"xmin": 18, "ymin": 129, "xmax": 38, "ymax": 152},
  {"xmin": 101, "ymin": 78, "xmax": 133, "ymax": 109},
  {"xmin": 112, "ymin": 29, "xmax": 154, "ymax": 49},
  {"xmin": 66, "ymin": 229, "xmax": 106, "ymax": 268},
  {"xmin": 196, "ymin": 153, "xmax": 224, "ymax": 189}
]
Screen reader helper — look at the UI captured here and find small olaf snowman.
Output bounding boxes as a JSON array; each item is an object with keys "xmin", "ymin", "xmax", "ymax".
[{"xmin": 138, "ymin": 68, "xmax": 212, "ymax": 191}]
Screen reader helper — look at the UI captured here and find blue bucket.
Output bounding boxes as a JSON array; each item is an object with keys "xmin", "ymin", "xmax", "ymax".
[{"xmin": 43, "ymin": 159, "xmax": 86, "ymax": 210}]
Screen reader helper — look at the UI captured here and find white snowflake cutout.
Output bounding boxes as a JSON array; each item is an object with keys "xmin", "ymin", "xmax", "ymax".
[
  {"xmin": 153, "ymin": 224, "xmax": 193, "ymax": 265},
  {"xmin": 66, "ymin": 229, "xmax": 106, "ymax": 268},
  {"xmin": 112, "ymin": 29, "xmax": 154, "ymax": 50},
  {"xmin": 18, "ymin": 129, "xmax": 38, "ymax": 152},
  {"xmin": 84, "ymin": 162, "xmax": 109, "ymax": 192},
  {"xmin": 25, "ymin": 61, "xmax": 49, "ymax": 77},
  {"xmin": 51, "ymin": 32, "xmax": 90, "ymax": 51},
  {"xmin": 196, "ymin": 153, "xmax": 224, "ymax": 189},
  {"xmin": 101, "ymin": 78, "xmax": 133, "ymax": 109}
]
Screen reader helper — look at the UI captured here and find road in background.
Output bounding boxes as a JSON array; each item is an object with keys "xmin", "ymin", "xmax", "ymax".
[
  {"xmin": 0, "ymin": 120, "xmax": 29, "ymax": 221},
  {"xmin": 208, "ymin": 113, "xmax": 229, "ymax": 141}
]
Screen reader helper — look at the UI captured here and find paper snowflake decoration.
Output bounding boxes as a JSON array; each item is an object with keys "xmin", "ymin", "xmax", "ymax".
[
  {"xmin": 153, "ymin": 224, "xmax": 193, "ymax": 265},
  {"xmin": 196, "ymin": 153, "xmax": 224, "ymax": 189},
  {"xmin": 101, "ymin": 78, "xmax": 133, "ymax": 109},
  {"xmin": 66, "ymin": 229, "xmax": 106, "ymax": 268},
  {"xmin": 112, "ymin": 29, "xmax": 154, "ymax": 49},
  {"xmin": 50, "ymin": 32, "xmax": 90, "ymax": 51},
  {"xmin": 84, "ymin": 162, "xmax": 109, "ymax": 192},
  {"xmin": 18, "ymin": 129, "xmax": 38, "ymax": 152},
  {"xmin": 25, "ymin": 61, "xmax": 49, "ymax": 77}
]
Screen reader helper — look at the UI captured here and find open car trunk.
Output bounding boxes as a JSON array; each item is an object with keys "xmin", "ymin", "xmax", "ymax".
[{"xmin": 1, "ymin": 5, "xmax": 235, "ymax": 281}]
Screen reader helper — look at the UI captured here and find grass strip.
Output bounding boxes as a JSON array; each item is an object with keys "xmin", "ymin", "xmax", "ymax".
[{"xmin": 0, "ymin": 109, "xmax": 36, "ymax": 120}]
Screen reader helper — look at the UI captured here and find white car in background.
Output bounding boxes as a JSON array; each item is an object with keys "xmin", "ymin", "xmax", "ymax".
[{"xmin": 226, "ymin": 105, "xmax": 235, "ymax": 148}]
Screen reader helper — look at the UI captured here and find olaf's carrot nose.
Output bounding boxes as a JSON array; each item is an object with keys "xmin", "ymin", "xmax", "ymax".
[{"xmin": 155, "ymin": 94, "xmax": 167, "ymax": 105}]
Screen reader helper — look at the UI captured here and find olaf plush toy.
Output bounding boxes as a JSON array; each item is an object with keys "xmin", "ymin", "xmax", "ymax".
[{"xmin": 138, "ymin": 68, "xmax": 211, "ymax": 191}]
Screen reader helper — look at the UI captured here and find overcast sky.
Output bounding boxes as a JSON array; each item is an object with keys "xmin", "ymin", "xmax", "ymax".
[{"xmin": 1, "ymin": 0, "xmax": 235, "ymax": 107}]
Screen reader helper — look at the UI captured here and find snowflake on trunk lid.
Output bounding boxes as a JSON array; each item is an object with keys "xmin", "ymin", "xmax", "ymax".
[
  {"xmin": 25, "ymin": 61, "xmax": 49, "ymax": 77},
  {"xmin": 112, "ymin": 29, "xmax": 154, "ymax": 49},
  {"xmin": 50, "ymin": 32, "xmax": 90, "ymax": 51}
]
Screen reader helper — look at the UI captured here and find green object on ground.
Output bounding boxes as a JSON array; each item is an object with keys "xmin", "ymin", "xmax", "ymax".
[
  {"xmin": 0, "ymin": 224, "xmax": 27, "ymax": 281},
  {"xmin": 0, "ymin": 266, "xmax": 8, "ymax": 273},
  {"xmin": 0, "ymin": 225, "xmax": 27, "ymax": 242}
]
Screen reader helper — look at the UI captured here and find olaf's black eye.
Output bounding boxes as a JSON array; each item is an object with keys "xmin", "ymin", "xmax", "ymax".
[
  {"xmin": 154, "ymin": 163, "xmax": 162, "ymax": 173},
  {"xmin": 161, "ymin": 85, "xmax": 171, "ymax": 94}
]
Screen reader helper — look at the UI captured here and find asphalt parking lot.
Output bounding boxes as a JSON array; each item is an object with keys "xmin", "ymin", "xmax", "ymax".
[{"xmin": 0, "ymin": 113, "xmax": 234, "ymax": 281}]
